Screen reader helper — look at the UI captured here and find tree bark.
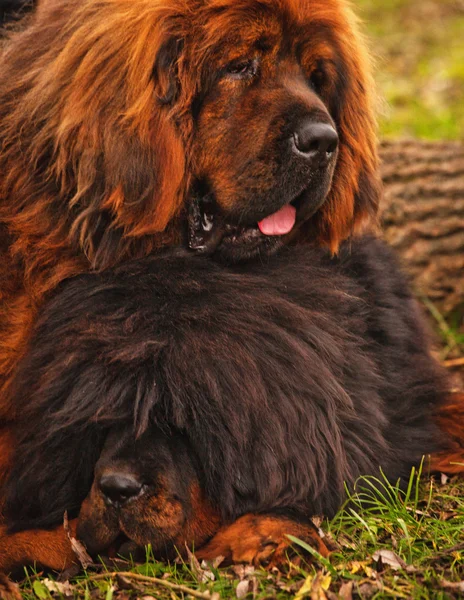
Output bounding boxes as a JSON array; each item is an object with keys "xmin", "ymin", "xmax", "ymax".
[{"xmin": 380, "ymin": 140, "xmax": 464, "ymax": 317}]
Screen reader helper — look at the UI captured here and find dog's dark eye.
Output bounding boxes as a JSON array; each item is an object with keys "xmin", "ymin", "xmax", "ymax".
[
  {"xmin": 309, "ymin": 65, "xmax": 327, "ymax": 92},
  {"xmin": 224, "ymin": 58, "xmax": 259, "ymax": 80}
]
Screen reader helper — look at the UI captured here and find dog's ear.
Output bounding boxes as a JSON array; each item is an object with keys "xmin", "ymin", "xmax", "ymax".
[
  {"xmin": 3, "ymin": 425, "xmax": 105, "ymax": 532},
  {"xmin": 72, "ymin": 22, "xmax": 189, "ymax": 268},
  {"xmin": 153, "ymin": 37, "xmax": 183, "ymax": 105},
  {"xmin": 0, "ymin": 0, "xmax": 190, "ymax": 272},
  {"xmin": 300, "ymin": 5, "xmax": 382, "ymax": 253}
]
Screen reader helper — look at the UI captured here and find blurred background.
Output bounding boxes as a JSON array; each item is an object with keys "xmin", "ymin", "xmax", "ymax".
[
  {"xmin": 357, "ymin": 0, "xmax": 464, "ymax": 378},
  {"xmin": 359, "ymin": 0, "xmax": 464, "ymax": 140}
]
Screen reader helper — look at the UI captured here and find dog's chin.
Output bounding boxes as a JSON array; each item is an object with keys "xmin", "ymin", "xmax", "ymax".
[
  {"xmin": 117, "ymin": 527, "xmax": 182, "ymax": 561},
  {"xmin": 187, "ymin": 184, "xmax": 332, "ymax": 264},
  {"xmin": 78, "ymin": 523, "xmax": 177, "ymax": 561},
  {"xmin": 214, "ymin": 229, "xmax": 285, "ymax": 263}
]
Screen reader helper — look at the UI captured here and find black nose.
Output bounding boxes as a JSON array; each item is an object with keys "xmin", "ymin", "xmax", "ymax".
[
  {"xmin": 99, "ymin": 472, "xmax": 143, "ymax": 506},
  {"xmin": 292, "ymin": 121, "xmax": 339, "ymax": 165}
]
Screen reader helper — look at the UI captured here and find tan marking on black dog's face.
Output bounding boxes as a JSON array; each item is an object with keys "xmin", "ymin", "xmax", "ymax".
[{"xmin": 76, "ymin": 428, "xmax": 220, "ymax": 558}]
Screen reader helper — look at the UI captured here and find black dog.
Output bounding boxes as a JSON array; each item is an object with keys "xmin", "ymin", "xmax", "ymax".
[{"xmin": 2, "ymin": 236, "xmax": 451, "ymax": 540}]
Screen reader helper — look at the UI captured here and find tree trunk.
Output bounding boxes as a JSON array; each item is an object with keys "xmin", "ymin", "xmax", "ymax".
[{"xmin": 380, "ymin": 140, "xmax": 464, "ymax": 318}]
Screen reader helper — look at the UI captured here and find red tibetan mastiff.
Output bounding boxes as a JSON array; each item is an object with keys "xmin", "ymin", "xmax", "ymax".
[{"xmin": 1, "ymin": 0, "xmax": 462, "ymax": 576}]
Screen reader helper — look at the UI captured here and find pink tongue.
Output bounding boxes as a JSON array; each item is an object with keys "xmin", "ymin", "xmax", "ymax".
[{"xmin": 258, "ymin": 204, "xmax": 297, "ymax": 236}]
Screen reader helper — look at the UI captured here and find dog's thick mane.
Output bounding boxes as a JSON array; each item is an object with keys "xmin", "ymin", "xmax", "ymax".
[
  {"xmin": 4, "ymin": 237, "xmax": 448, "ymax": 530},
  {"xmin": 0, "ymin": 0, "xmax": 379, "ymax": 274},
  {"xmin": 0, "ymin": 0, "xmax": 189, "ymax": 273}
]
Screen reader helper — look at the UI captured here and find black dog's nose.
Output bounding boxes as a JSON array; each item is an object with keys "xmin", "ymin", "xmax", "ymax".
[
  {"xmin": 99, "ymin": 472, "xmax": 143, "ymax": 506},
  {"xmin": 293, "ymin": 121, "xmax": 339, "ymax": 165}
]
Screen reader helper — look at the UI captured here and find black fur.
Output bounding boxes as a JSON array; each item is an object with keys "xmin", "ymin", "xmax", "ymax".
[{"xmin": 3, "ymin": 236, "xmax": 449, "ymax": 530}]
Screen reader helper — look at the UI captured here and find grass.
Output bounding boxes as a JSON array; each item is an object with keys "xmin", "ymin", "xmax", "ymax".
[
  {"xmin": 422, "ymin": 298, "xmax": 464, "ymax": 362},
  {"xmin": 17, "ymin": 468, "xmax": 464, "ymax": 599},
  {"xmin": 358, "ymin": 0, "xmax": 464, "ymax": 140}
]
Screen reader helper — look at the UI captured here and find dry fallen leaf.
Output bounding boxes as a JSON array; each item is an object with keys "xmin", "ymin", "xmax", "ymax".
[
  {"xmin": 318, "ymin": 574, "xmax": 332, "ymax": 592},
  {"xmin": 185, "ymin": 545, "xmax": 215, "ymax": 583},
  {"xmin": 345, "ymin": 561, "xmax": 375, "ymax": 578},
  {"xmin": 347, "ymin": 561, "xmax": 362, "ymax": 575},
  {"xmin": 295, "ymin": 574, "xmax": 313, "ymax": 599},
  {"xmin": 310, "ymin": 573, "xmax": 330, "ymax": 600},
  {"xmin": 440, "ymin": 511, "xmax": 458, "ymax": 521},
  {"xmin": 440, "ymin": 580, "xmax": 464, "ymax": 593},
  {"xmin": 372, "ymin": 550, "xmax": 407, "ymax": 571},
  {"xmin": 232, "ymin": 565, "xmax": 256, "ymax": 580},
  {"xmin": 63, "ymin": 512, "xmax": 93, "ymax": 569},
  {"xmin": 295, "ymin": 573, "xmax": 331, "ymax": 600},
  {"xmin": 356, "ymin": 583, "xmax": 378, "ymax": 599},
  {"xmin": 42, "ymin": 579, "xmax": 74, "ymax": 596},
  {"xmin": 338, "ymin": 581, "xmax": 353, "ymax": 600},
  {"xmin": 0, "ymin": 575, "xmax": 21, "ymax": 600},
  {"xmin": 236, "ymin": 580, "xmax": 250, "ymax": 599},
  {"xmin": 202, "ymin": 556, "xmax": 225, "ymax": 570},
  {"xmin": 336, "ymin": 535, "xmax": 357, "ymax": 550}
]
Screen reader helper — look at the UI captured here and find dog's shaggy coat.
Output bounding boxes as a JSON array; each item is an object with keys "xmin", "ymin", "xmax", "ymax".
[{"xmin": 3, "ymin": 238, "xmax": 452, "ymax": 535}]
